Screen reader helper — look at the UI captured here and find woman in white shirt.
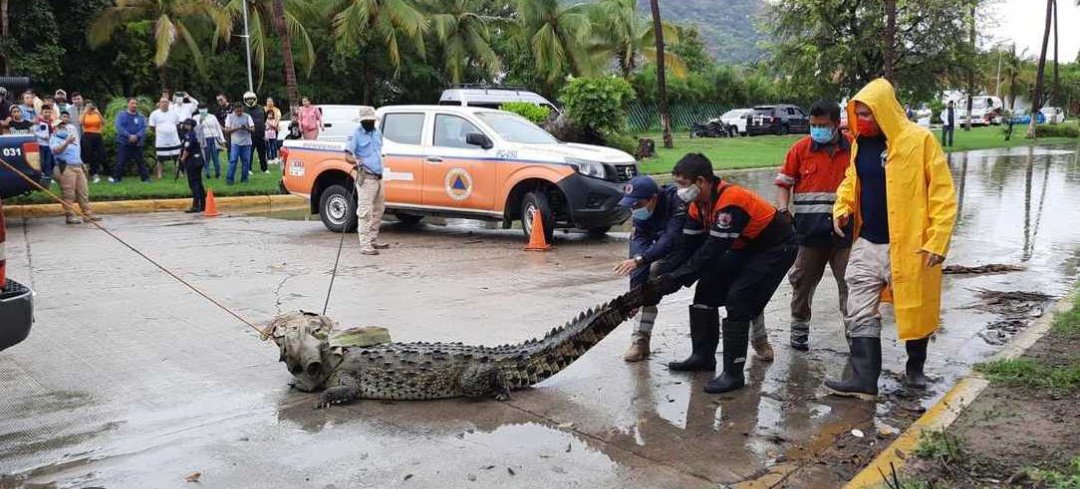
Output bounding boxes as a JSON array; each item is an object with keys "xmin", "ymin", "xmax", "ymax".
[{"xmin": 195, "ymin": 104, "xmax": 226, "ymax": 179}]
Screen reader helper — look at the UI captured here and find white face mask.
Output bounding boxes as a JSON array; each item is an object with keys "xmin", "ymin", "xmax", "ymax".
[{"xmin": 676, "ymin": 184, "xmax": 700, "ymax": 203}]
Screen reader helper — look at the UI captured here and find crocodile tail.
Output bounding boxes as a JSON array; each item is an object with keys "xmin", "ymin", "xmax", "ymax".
[{"xmin": 501, "ymin": 288, "xmax": 645, "ymax": 388}]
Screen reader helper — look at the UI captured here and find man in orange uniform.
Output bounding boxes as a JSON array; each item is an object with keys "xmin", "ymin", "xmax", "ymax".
[
  {"xmin": 645, "ymin": 153, "xmax": 797, "ymax": 394},
  {"xmin": 774, "ymin": 100, "xmax": 853, "ymax": 351}
]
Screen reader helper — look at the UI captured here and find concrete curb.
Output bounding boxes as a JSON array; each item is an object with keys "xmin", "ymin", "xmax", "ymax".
[
  {"xmin": 843, "ymin": 292, "xmax": 1075, "ymax": 488},
  {"xmin": 2, "ymin": 194, "xmax": 307, "ymax": 218}
]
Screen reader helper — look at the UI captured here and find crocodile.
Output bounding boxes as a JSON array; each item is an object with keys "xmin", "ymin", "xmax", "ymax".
[{"xmin": 270, "ymin": 287, "xmax": 649, "ymax": 408}]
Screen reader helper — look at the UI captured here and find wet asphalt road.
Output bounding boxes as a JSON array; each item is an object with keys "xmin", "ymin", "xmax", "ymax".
[{"xmin": 1, "ymin": 144, "xmax": 1079, "ymax": 488}]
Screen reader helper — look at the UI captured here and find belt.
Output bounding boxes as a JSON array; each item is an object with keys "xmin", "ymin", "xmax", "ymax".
[{"xmin": 361, "ymin": 169, "xmax": 382, "ymax": 180}]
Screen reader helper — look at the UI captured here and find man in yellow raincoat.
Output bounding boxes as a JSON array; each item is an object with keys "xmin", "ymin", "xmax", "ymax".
[{"xmin": 825, "ymin": 78, "xmax": 957, "ymax": 400}]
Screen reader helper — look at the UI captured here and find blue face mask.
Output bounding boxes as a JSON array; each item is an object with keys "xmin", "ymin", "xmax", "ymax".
[
  {"xmin": 631, "ymin": 206, "xmax": 652, "ymax": 221},
  {"xmin": 809, "ymin": 126, "xmax": 836, "ymax": 144},
  {"xmin": 56, "ymin": 131, "xmax": 69, "ymax": 140}
]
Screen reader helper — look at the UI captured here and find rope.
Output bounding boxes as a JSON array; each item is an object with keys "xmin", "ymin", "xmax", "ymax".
[
  {"xmin": 322, "ymin": 169, "xmax": 358, "ymax": 315},
  {"xmin": 0, "ymin": 156, "xmax": 272, "ymax": 339}
]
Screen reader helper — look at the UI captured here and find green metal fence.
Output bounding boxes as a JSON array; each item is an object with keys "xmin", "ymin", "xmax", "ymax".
[{"xmin": 627, "ymin": 102, "xmax": 730, "ymax": 132}]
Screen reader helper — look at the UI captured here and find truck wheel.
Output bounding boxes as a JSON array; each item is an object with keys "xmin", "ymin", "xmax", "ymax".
[
  {"xmin": 777, "ymin": 124, "xmax": 789, "ymax": 136},
  {"xmin": 521, "ymin": 191, "xmax": 554, "ymax": 243},
  {"xmin": 319, "ymin": 184, "xmax": 357, "ymax": 233},
  {"xmin": 395, "ymin": 212, "xmax": 423, "ymax": 226}
]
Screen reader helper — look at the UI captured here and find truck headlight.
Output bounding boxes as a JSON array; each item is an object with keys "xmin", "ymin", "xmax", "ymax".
[{"xmin": 567, "ymin": 158, "xmax": 607, "ymax": 179}]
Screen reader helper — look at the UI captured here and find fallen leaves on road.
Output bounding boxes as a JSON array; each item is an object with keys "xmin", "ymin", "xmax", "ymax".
[
  {"xmin": 944, "ymin": 264, "xmax": 1024, "ymax": 275},
  {"xmin": 185, "ymin": 472, "xmax": 201, "ymax": 483}
]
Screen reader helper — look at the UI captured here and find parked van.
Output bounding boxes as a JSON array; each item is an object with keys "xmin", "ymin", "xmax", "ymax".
[
  {"xmin": 316, "ymin": 104, "xmax": 364, "ymax": 142},
  {"xmin": 439, "ymin": 88, "xmax": 560, "ymax": 115},
  {"xmin": 281, "ymin": 106, "xmax": 636, "ymax": 241}
]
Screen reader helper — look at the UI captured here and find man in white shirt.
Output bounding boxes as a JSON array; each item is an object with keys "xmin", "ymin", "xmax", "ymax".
[{"xmin": 148, "ymin": 98, "xmax": 182, "ymax": 179}]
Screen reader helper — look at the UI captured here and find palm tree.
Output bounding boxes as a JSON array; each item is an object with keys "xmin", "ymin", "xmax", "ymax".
[
  {"xmin": 649, "ymin": 0, "xmax": 672, "ymax": 149},
  {"xmin": 88, "ymin": 0, "xmax": 231, "ymax": 89},
  {"xmin": 271, "ymin": 0, "xmax": 299, "ymax": 109},
  {"xmin": 219, "ymin": 0, "xmax": 316, "ymax": 90},
  {"xmin": 422, "ymin": 0, "xmax": 501, "ymax": 84},
  {"xmin": 1002, "ymin": 44, "xmax": 1030, "ymax": 111},
  {"xmin": 326, "ymin": 0, "xmax": 427, "ymax": 100},
  {"xmin": 515, "ymin": 0, "xmax": 595, "ymax": 84},
  {"xmin": 591, "ymin": 0, "xmax": 686, "ymax": 79},
  {"xmin": 1028, "ymin": 0, "xmax": 1054, "ymax": 138}
]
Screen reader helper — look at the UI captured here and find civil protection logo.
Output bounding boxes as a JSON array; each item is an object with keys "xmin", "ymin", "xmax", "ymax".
[{"xmin": 445, "ymin": 168, "xmax": 474, "ymax": 201}]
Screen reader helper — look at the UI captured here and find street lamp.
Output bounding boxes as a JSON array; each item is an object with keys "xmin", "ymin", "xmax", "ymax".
[{"xmin": 241, "ymin": 0, "xmax": 254, "ymax": 94}]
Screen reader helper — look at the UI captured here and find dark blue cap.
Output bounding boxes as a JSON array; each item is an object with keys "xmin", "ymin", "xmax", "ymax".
[{"xmin": 618, "ymin": 176, "xmax": 660, "ymax": 207}]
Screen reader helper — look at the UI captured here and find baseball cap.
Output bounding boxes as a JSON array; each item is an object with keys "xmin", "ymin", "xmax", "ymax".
[
  {"xmin": 618, "ymin": 176, "xmax": 660, "ymax": 208},
  {"xmin": 357, "ymin": 106, "xmax": 377, "ymax": 121}
]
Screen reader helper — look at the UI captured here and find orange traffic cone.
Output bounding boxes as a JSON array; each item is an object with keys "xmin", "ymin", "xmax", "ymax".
[
  {"xmin": 203, "ymin": 189, "xmax": 220, "ymax": 217},
  {"xmin": 524, "ymin": 207, "xmax": 552, "ymax": 251}
]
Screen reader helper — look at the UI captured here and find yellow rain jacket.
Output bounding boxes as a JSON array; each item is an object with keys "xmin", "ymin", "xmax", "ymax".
[{"xmin": 834, "ymin": 78, "xmax": 957, "ymax": 340}]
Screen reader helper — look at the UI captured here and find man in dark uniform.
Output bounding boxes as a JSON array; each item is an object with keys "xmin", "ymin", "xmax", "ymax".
[
  {"xmin": 178, "ymin": 118, "xmax": 206, "ymax": 213},
  {"xmin": 613, "ymin": 175, "xmax": 686, "ymax": 362},
  {"xmin": 645, "ymin": 153, "xmax": 797, "ymax": 394}
]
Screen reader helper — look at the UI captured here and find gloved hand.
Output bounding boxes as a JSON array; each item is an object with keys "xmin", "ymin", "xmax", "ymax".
[{"xmin": 642, "ymin": 274, "xmax": 681, "ymax": 306}]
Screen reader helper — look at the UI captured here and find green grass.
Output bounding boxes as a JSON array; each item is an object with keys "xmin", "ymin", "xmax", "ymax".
[
  {"xmin": 635, "ymin": 123, "xmax": 1080, "ymax": 175},
  {"xmin": 6, "ymin": 158, "xmax": 283, "ymax": 205},
  {"xmin": 1052, "ymin": 293, "xmax": 1080, "ymax": 335},
  {"xmin": 914, "ymin": 429, "xmax": 967, "ymax": 465},
  {"xmin": 1028, "ymin": 456, "xmax": 1080, "ymax": 489},
  {"xmin": 975, "ymin": 358, "xmax": 1080, "ymax": 393}
]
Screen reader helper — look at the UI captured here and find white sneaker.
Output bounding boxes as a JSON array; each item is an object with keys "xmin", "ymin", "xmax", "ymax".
[
  {"xmin": 248, "ymin": 170, "xmax": 254, "ymax": 176},
  {"xmin": 263, "ymin": 170, "xmax": 270, "ymax": 174},
  {"xmin": 108, "ymin": 177, "xmax": 116, "ymax": 183},
  {"xmin": 93, "ymin": 175, "xmax": 101, "ymax": 183}
]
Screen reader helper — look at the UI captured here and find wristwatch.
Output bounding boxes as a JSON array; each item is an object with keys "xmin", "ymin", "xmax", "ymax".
[{"xmin": 634, "ymin": 255, "xmax": 644, "ymax": 265}]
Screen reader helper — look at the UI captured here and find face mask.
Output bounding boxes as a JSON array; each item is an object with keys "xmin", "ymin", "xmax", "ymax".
[
  {"xmin": 677, "ymin": 184, "xmax": 700, "ymax": 203},
  {"xmin": 245, "ymin": 99, "xmax": 256, "ymax": 108},
  {"xmin": 56, "ymin": 131, "xmax": 69, "ymax": 140},
  {"xmin": 856, "ymin": 118, "xmax": 881, "ymax": 137},
  {"xmin": 631, "ymin": 206, "xmax": 652, "ymax": 221},
  {"xmin": 361, "ymin": 120, "xmax": 376, "ymax": 132},
  {"xmin": 809, "ymin": 126, "xmax": 835, "ymax": 144},
  {"xmin": 199, "ymin": 109, "xmax": 208, "ymax": 116}
]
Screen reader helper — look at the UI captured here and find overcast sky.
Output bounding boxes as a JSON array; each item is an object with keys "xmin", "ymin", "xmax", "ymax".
[{"xmin": 990, "ymin": 0, "xmax": 1079, "ymax": 62}]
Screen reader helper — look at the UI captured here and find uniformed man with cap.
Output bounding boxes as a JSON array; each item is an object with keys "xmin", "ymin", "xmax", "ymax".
[
  {"xmin": 178, "ymin": 118, "xmax": 205, "ymax": 213},
  {"xmin": 345, "ymin": 106, "xmax": 388, "ymax": 255},
  {"xmin": 613, "ymin": 175, "xmax": 686, "ymax": 361}
]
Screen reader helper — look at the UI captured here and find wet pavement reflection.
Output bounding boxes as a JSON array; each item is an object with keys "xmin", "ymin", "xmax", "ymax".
[{"xmin": 1, "ymin": 143, "xmax": 1078, "ymax": 488}]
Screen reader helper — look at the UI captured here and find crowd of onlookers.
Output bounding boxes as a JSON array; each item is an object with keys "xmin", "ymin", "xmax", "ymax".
[
  {"xmin": 0, "ymin": 87, "xmax": 329, "ymax": 186},
  {"xmin": 0, "ymin": 86, "xmax": 329, "ymax": 222}
]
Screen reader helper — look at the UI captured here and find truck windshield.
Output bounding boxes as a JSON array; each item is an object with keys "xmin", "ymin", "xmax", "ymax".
[{"xmin": 475, "ymin": 112, "xmax": 558, "ymax": 144}]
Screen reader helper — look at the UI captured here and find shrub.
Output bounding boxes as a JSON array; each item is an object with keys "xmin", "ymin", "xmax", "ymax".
[
  {"xmin": 1035, "ymin": 123, "xmax": 1080, "ymax": 138},
  {"xmin": 499, "ymin": 102, "xmax": 551, "ymax": 125},
  {"xmin": 558, "ymin": 76, "xmax": 636, "ymax": 136},
  {"xmin": 602, "ymin": 132, "xmax": 638, "ymax": 156}
]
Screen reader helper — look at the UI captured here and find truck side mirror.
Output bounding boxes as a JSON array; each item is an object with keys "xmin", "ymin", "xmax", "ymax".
[{"xmin": 466, "ymin": 132, "xmax": 493, "ymax": 150}]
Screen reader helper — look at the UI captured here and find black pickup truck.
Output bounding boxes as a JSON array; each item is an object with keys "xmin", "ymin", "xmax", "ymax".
[{"xmin": 1, "ymin": 133, "xmax": 40, "ymax": 352}]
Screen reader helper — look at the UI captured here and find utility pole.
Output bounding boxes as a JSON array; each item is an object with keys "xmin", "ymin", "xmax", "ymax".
[
  {"xmin": 241, "ymin": 0, "xmax": 254, "ymax": 94},
  {"xmin": 995, "ymin": 47, "xmax": 1003, "ymax": 99}
]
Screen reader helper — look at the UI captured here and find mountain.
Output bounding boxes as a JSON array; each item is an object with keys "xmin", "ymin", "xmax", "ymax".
[
  {"xmin": 648, "ymin": 0, "xmax": 768, "ymax": 64},
  {"xmin": 576, "ymin": 0, "xmax": 769, "ymax": 64}
]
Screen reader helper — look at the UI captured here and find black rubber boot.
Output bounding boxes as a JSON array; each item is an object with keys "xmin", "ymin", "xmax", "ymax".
[
  {"xmin": 905, "ymin": 337, "xmax": 930, "ymax": 389},
  {"xmin": 824, "ymin": 337, "xmax": 881, "ymax": 400},
  {"xmin": 704, "ymin": 319, "xmax": 749, "ymax": 394},
  {"xmin": 668, "ymin": 305, "xmax": 719, "ymax": 372}
]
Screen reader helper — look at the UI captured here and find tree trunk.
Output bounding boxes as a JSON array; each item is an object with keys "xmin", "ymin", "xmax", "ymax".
[
  {"xmin": 1027, "ymin": 0, "xmax": 1054, "ymax": 138},
  {"xmin": 883, "ymin": 0, "xmax": 896, "ymax": 82},
  {"xmin": 964, "ymin": 3, "xmax": 975, "ymax": 131},
  {"xmin": 649, "ymin": 0, "xmax": 672, "ymax": 149},
  {"xmin": 271, "ymin": 0, "xmax": 299, "ymax": 110},
  {"xmin": 0, "ymin": 0, "xmax": 8, "ymax": 75},
  {"xmin": 362, "ymin": 62, "xmax": 374, "ymax": 106},
  {"xmin": 1051, "ymin": 0, "xmax": 1058, "ymax": 109}
]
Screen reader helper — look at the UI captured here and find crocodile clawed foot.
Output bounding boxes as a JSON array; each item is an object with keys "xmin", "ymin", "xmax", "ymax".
[
  {"xmin": 494, "ymin": 390, "xmax": 511, "ymax": 401},
  {"xmin": 315, "ymin": 386, "xmax": 359, "ymax": 409}
]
